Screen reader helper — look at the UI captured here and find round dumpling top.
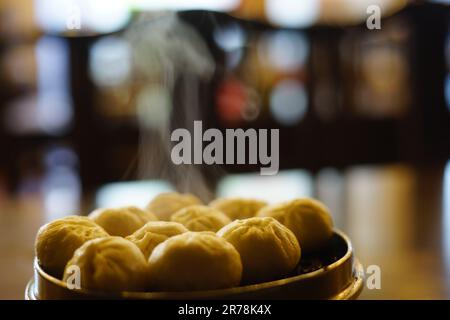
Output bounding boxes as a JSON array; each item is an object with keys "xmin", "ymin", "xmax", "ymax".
[
  {"xmin": 257, "ymin": 198, "xmax": 333, "ymax": 253},
  {"xmin": 89, "ymin": 206, "xmax": 156, "ymax": 237},
  {"xmin": 217, "ymin": 216, "xmax": 300, "ymax": 284},
  {"xmin": 209, "ymin": 197, "xmax": 268, "ymax": 220},
  {"xmin": 146, "ymin": 192, "xmax": 202, "ymax": 221},
  {"xmin": 147, "ymin": 232, "xmax": 242, "ymax": 291},
  {"xmin": 63, "ymin": 236, "xmax": 148, "ymax": 292},
  {"xmin": 170, "ymin": 205, "xmax": 231, "ymax": 232},
  {"xmin": 126, "ymin": 221, "xmax": 188, "ymax": 258},
  {"xmin": 35, "ymin": 216, "xmax": 109, "ymax": 277}
]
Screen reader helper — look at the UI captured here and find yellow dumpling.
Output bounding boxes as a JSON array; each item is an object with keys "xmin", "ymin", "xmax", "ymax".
[
  {"xmin": 63, "ymin": 237, "xmax": 148, "ymax": 292},
  {"xmin": 128, "ymin": 206, "xmax": 158, "ymax": 222},
  {"xmin": 146, "ymin": 192, "xmax": 202, "ymax": 221},
  {"xmin": 171, "ymin": 205, "xmax": 231, "ymax": 232},
  {"xmin": 35, "ymin": 216, "xmax": 108, "ymax": 277},
  {"xmin": 209, "ymin": 197, "xmax": 268, "ymax": 220},
  {"xmin": 257, "ymin": 198, "xmax": 333, "ymax": 253},
  {"xmin": 89, "ymin": 206, "xmax": 156, "ymax": 237},
  {"xmin": 126, "ymin": 221, "xmax": 188, "ymax": 258},
  {"xmin": 148, "ymin": 232, "xmax": 242, "ymax": 291},
  {"xmin": 217, "ymin": 217, "xmax": 300, "ymax": 284}
]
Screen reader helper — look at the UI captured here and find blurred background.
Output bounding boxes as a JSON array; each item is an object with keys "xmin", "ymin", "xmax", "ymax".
[{"xmin": 0, "ymin": 0, "xmax": 449, "ymax": 299}]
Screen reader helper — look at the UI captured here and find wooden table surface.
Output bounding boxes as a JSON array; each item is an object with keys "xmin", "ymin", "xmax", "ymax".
[{"xmin": 1, "ymin": 161, "xmax": 449, "ymax": 299}]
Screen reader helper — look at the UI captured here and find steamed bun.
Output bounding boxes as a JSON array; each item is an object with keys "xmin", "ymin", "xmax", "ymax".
[
  {"xmin": 217, "ymin": 217, "xmax": 300, "ymax": 284},
  {"xmin": 63, "ymin": 237, "xmax": 148, "ymax": 292},
  {"xmin": 148, "ymin": 232, "xmax": 242, "ymax": 291},
  {"xmin": 209, "ymin": 197, "xmax": 267, "ymax": 220},
  {"xmin": 126, "ymin": 221, "xmax": 188, "ymax": 258},
  {"xmin": 89, "ymin": 206, "xmax": 156, "ymax": 237},
  {"xmin": 257, "ymin": 198, "xmax": 333, "ymax": 252},
  {"xmin": 146, "ymin": 192, "xmax": 202, "ymax": 221},
  {"xmin": 171, "ymin": 205, "xmax": 231, "ymax": 232},
  {"xmin": 35, "ymin": 216, "xmax": 108, "ymax": 277}
]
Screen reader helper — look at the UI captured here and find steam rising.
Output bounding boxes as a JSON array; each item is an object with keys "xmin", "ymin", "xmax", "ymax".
[{"xmin": 126, "ymin": 12, "xmax": 218, "ymax": 202}]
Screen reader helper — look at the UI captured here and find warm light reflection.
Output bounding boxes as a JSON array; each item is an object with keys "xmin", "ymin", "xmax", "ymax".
[
  {"xmin": 217, "ymin": 170, "xmax": 313, "ymax": 203},
  {"xmin": 1, "ymin": 44, "xmax": 36, "ymax": 87},
  {"xmin": 316, "ymin": 168, "xmax": 345, "ymax": 228},
  {"xmin": 355, "ymin": 40, "xmax": 409, "ymax": 118},
  {"xmin": 320, "ymin": 0, "xmax": 407, "ymax": 25},
  {"xmin": 346, "ymin": 165, "xmax": 415, "ymax": 256},
  {"xmin": 96, "ymin": 180, "xmax": 174, "ymax": 208},
  {"xmin": 233, "ymin": 0, "xmax": 407, "ymax": 27}
]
